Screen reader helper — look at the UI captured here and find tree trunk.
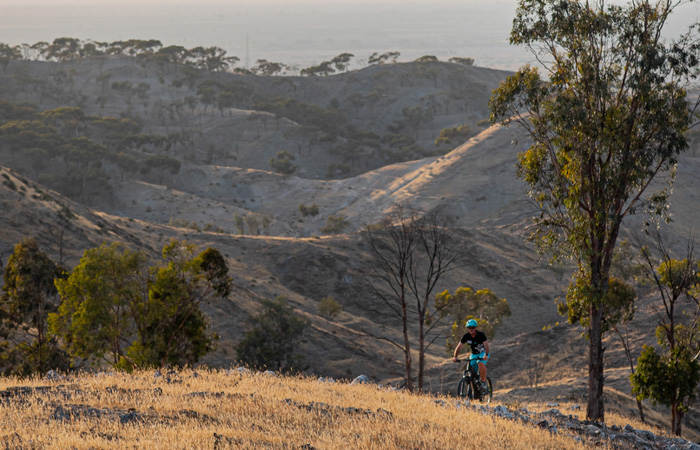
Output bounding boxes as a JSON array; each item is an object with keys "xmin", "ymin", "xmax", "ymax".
[
  {"xmin": 418, "ymin": 314, "xmax": 425, "ymax": 392},
  {"xmin": 637, "ymin": 398, "xmax": 646, "ymax": 423},
  {"xmin": 672, "ymin": 403, "xmax": 683, "ymax": 436},
  {"xmin": 587, "ymin": 303, "xmax": 605, "ymax": 422},
  {"xmin": 402, "ymin": 297, "xmax": 413, "ymax": 392}
]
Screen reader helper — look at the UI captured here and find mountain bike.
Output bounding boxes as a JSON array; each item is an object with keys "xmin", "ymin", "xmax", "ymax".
[{"xmin": 455, "ymin": 357, "xmax": 492, "ymax": 403}]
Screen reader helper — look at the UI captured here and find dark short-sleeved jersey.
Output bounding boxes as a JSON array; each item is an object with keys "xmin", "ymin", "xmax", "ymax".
[{"xmin": 460, "ymin": 330, "xmax": 488, "ymax": 354}]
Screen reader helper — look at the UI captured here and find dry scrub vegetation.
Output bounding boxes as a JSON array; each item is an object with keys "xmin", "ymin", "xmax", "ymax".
[{"xmin": 0, "ymin": 368, "xmax": 589, "ymax": 449}]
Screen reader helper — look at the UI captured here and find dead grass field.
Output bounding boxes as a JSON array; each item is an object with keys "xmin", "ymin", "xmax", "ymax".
[{"xmin": 0, "ymin": 368, "xmax": 595, "ymax": 449}]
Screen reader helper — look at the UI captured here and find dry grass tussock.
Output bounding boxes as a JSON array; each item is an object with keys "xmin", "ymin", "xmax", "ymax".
[{"xmin": 0, "ymin": 368, "xmax": 588, "ymax": 449}]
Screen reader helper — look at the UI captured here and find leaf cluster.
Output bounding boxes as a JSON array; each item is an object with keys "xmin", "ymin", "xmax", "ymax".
[
  {"xmin": 49, "ymin": 240, "xmax": 231, "ymax": 371},
  {"xmin": 435, "ymin": 287, "xmax": 510, "ymax": 355},
  {"xmin": 235, "ymin": 296, "xmax": 308, "ymax": 373}
]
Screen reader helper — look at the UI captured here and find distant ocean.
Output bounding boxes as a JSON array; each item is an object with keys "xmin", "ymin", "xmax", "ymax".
[{"xmin": 1, "ymin": 1, "xmax": 698, "ymax": 72}]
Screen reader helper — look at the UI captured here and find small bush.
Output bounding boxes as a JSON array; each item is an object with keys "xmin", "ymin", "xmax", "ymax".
[
  {"xmin": 299, "ymin": 203, "xmax": 320, "ymax": 217},
  {"xmin": 320, "ymin": 215, "xmax": 350, "ymax": 235},
  {"xmin": 318, "ymin": 296, "xmax": 342, "ymax": 319}
]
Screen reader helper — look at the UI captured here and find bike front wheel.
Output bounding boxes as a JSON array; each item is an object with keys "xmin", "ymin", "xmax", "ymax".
[{"xmin": 457, "ymin": 378, "xmax": 473, "ymax": 399}]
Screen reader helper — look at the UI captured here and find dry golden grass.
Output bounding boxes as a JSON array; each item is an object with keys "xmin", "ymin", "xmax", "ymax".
[{"xmin": 0, "ymin": 368, "xmax": 590, "ymax": 449}]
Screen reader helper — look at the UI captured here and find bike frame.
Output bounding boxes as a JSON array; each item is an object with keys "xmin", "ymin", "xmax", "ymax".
[{"xmin": 456, "ymin": 357, "xmax": 492, "ymax": 403}]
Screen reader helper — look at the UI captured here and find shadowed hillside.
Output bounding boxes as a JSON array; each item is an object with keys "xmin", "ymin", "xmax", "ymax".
[{"xmin": 1, "ymin": 52, "xmax": 700, "ymax": 439}]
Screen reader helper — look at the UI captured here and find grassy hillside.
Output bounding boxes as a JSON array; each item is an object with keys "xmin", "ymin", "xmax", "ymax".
[
  {"xmin": 0, "ymin": 367, "xmax": 670, "ymax": 449},
  {"xmin": 2, "ymin": 48, "xmax": 700, "ymax": 439}
]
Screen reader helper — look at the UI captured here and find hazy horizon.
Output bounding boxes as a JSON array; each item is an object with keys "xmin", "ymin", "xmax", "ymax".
[{"xmin": 1, "ymin": 1, "xmax": 698, "ymax": 71}]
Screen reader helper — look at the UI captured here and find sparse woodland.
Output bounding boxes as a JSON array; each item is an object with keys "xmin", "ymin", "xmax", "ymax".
[{"xmin": 1, "ymin": 2, "xmax": 700, "ymax": 444}]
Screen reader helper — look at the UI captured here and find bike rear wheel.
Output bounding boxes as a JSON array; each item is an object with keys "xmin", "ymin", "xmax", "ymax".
[{"xmin": 484, "ymin": 377, "xmax": 493, "ymax": 404}]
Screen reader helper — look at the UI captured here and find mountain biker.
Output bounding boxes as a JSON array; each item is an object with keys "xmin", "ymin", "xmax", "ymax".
[{"xmin": 452, "ymin": 319, "xmax": 490, "ymax": 394}]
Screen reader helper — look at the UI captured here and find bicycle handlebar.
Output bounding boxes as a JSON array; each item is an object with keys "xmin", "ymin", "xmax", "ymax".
[{"xmin": 454, "ymin": 356, "xmax": 487, "ymax": 363}]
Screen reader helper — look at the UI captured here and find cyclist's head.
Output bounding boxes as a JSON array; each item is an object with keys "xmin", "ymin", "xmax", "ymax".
[{"xmin": 466, "ymin": 319, "xmax": 478, "ymax": 330}]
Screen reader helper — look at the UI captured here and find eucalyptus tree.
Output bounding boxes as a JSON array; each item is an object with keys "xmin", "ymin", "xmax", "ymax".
[
  {"xmin": 0, "ymin": 43, "xmax": 21, "ymax": 73},
  {"xmin": 631, "ymin": 232, "xmax": 700, "ymax": 436},
  {"xmin": 50, "ymin": 241, "xmax": 231, "ymax": 370},
  {"xmin": 1, "ymin": 239, "xmax": 68, "ymax": 375},
  {"xmin": 489, "ymin": 0, "xmax": 700, "ymax": 421}
]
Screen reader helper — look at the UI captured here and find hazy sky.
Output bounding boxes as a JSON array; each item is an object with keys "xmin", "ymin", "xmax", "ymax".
[{"xmin": 1, "ymin": 0, "xmax": 698, "ymax": 71}]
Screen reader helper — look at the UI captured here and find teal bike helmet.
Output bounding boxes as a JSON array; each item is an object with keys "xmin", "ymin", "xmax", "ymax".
[{"xmin": 466, "ymin": 319, "xmax": 478, "ymax": 328}]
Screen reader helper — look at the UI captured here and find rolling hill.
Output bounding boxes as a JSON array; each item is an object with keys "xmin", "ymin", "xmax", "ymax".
[{"xmin": 1, "ymin": 53, "xmax": 700, "ymax": 438}]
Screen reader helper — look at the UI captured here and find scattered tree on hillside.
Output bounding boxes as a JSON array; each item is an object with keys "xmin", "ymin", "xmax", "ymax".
[
  {"xmin": 368, "ymin": 51, "xmax": 400, "ymax": 65},
  {"xmin": 143, "ymin": 155, "xmax": 181, "ymax": 184},
  {"xmin": 298, "ymin": 203, "xmax": 320, "ymax": 217},
  {"xmin": 363, "ymin": 205, "xmax": 463, "ymax": 391},
  {"xmin": 631, "ymin": 232, "xmax": 700, "ymax": 436},
  {"xmin": 435, "ymin": 287, "xmax": 510, "ymax": 354},
  {"xmin": 235, "ymin": 296, "xmax": 308, "ymax": 372},
  {"xmin": 346, "ymin": 92, "xmax": 365, "ymax": 119},
  {"xmin": 320, "ymin": 214, "xmax": 350, "ymax": 235},
  {"xmin": 0, "ymin": 43, "xmax": 21, "ymax": 73},
  {"xmin": 414, "ymin": 55, "xmax": 438, "ymax": 63},
  {"xmin": 448, "ymin": 57, "xmax": 474, "ymax": 66},
  {"xmin": 253, "ymin": 59, "xmax": 286, "ymax": 76},
  {"xmin": 489, "ymin": 0, "xmax": 700, "ymax": 422},
  {"xmin": 302, "ymin": 61, "xmax": 335, "ymax": 77},
  {"xmin": 112, "ymin": 152, "xmax": 139, "ymax": 180},
  {"xmin": 331, "ymin": 53, "xmax": 354, "ymax": 72},
  {"xmin": 216, "ymin": 91, "xmax": 237, "ymax": 117},
  {"xmin": 0, "ymin": 239, "xmax": 69, "ymax": 376},
  {"xmin": 318, "ymin": 296, "xmax": 342, "ymax": 320},
  {"xmin": 391, "ymin": 106, "xmax": 433, "ymax": 139},
  {"xmin": 434, "ymin": 124, "xmax": 474, "ymax": 148},
  {"xmin": 269, "ymin": 150, "xmax": 297, "ymax": 176}
]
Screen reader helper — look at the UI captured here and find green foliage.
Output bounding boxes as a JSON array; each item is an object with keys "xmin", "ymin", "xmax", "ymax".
[
  {"xmin": 632, "ymin": 344, "xmax": 700, "ymax": 418},
  {"xmin": 269, "ymin": 150, "xmax": 297, "ymax": 176},
  {"xmin": 448, "ymin": 57, "xmax": 474, "ymax": 66},
  {"xmin": 387, "ymin": 106, "xmax": 433, "ymax": 139},
  {"xmin": 490, "ymin": 0, "xmax": 699, "ymax": 420},
  {"xmin": 631, "ymin": 233, "xmax": 700, "ymax": 434},
  {"xmin": 235, "ymin": 296, "xmax": 308, "ymax": 372},
  {"xmin": 610, "ymin": 240, "xmax": 646, "ymax": 284},
  {"xmin": 129, "ymin": 242, "xmax": 230, "ymax": 369},
  {"xmin": 326, "ymin": 162, "xmax": 351, "ymax": 178},
  {"xmin": 251, "ymin": 96, "xmax": 346, "ymax": 136},
  {"xmin": 143, "ymin": 155, "xmax": 181, "ymax": 183},
  {"xmin": 233, "ymin": 213, "xmax": 245, "ymax": 235},
  {"xmin": 368, "ymin": 51, "xmax": 400, "ymax": 65},
  {"xmin": 558, "ymin": 276, "xmax": 636, "ymax": 335},
  {"xmin": 298, "ymin": 203, "xmax": 320, "ymax": 217},
  {"xmin": 331, "ymin": 53, "xmax": 354, "ymax": 72},
  {"xmin": 51, "ymin": 242, "xmax": 149, "ymax": 367},
  {"xmin": 300, "ymin": 61, "xmax": 335, "ymax": 77},
  {"xmin": 2, "ymin": 38, "xmax": 238, "ymax": 71},
  {"xmin": 435, "ymin": 287, "xmax": 510, "ymax": 355},
  {"xmin": 414, "ymin": 55, "xmax": 438, "ymax": 63},
  {"xmin": 50, "ymin": 241, "xmax": 231, "ymax": 370},
  {"xmin": 320, "ymin": 214, "xmax": 350, "ymax": 235},
  {"xmin": 434, "ymin": 124, "xmax": 474, "ymax": 147},
  {"xmin": 0, "ymin": 339, "xmax": 70, "ymax": 377},
  {"xmin": 318, "ymin": 296, "xmax": 342, "ymax": 319},
  {"xmin": 1, "ymin": 239, "xmax": 69, "ymax": 375}
]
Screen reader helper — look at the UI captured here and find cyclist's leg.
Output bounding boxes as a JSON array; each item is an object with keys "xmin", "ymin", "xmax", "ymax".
[
  {"xmin": 470, "ymin": 352, "xmax": 487, "ymax": 382},
  {"xmin": 478, "ymin": 361, "xmax": 487, "ymax": 383},
  {"xmin": 468, "ymin": 353, "xmax": 480, "ymax": 374}
]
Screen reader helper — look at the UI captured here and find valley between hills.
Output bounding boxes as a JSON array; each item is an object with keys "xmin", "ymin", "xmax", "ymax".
[{"xmin": 1, "ymin": 48, "xmax": 700, "ymax": 439}]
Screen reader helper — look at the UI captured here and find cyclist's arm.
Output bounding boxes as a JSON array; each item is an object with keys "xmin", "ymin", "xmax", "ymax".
[
  {"xmin": 484, "ymin": 340, "xmax": 490, "ymax": 360},
  {"xmin": 452, "ymin": 342, "xmax": 463, "ymax": 362}
]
